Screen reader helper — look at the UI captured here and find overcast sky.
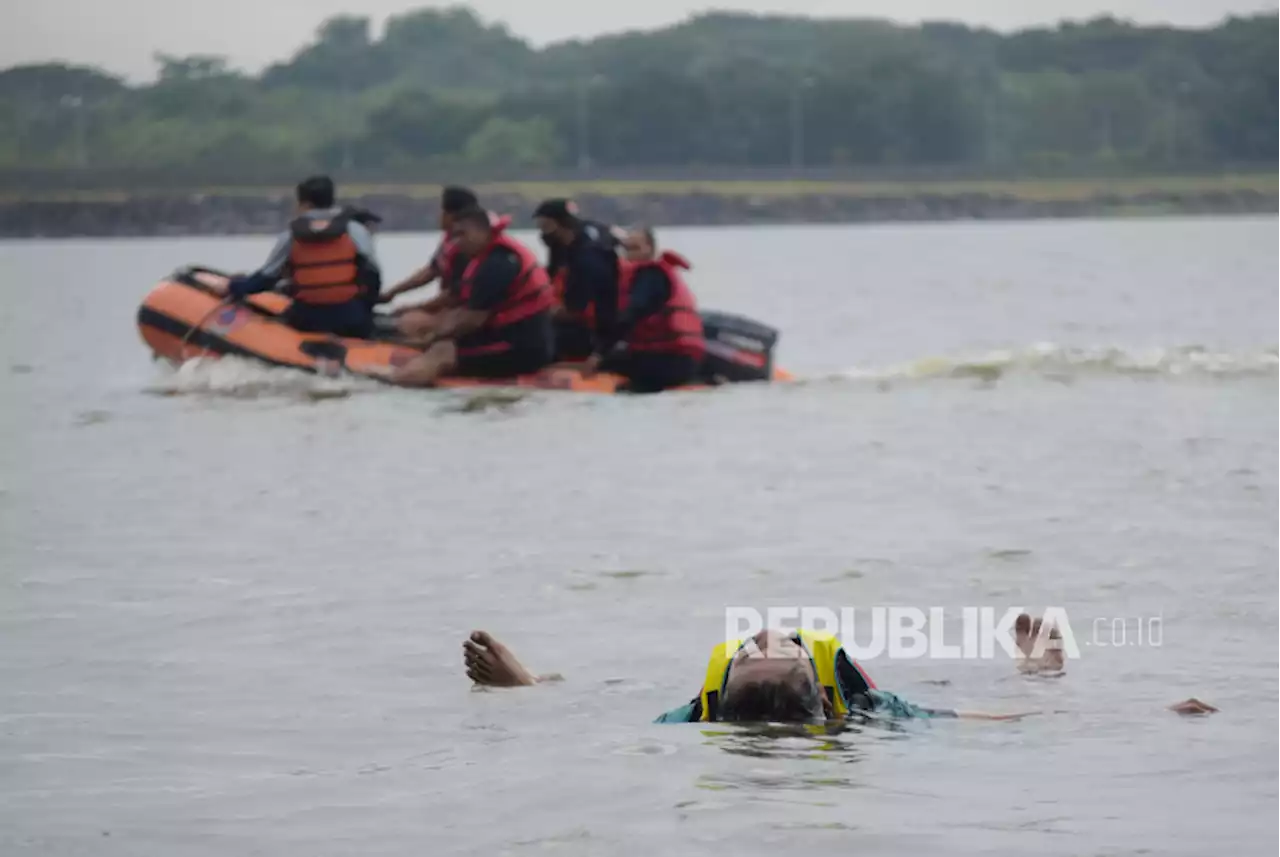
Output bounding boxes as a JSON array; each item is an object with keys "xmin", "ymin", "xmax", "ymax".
[{"xmin": 5, "ymin": 0, "xmax": 1276, "ymax": 80}]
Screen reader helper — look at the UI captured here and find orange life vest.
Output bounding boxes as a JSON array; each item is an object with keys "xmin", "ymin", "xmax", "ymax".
[
  {"xmin": 619, "ymin": 250, "xmax": 705, "ymax": 359},
  {"xmin": 456, "ymin": 231, "xmax": 554, "ymax": 334},
  {"xmin": 287, "ymin": 213, "xmax": 364, "ymax": 306}
]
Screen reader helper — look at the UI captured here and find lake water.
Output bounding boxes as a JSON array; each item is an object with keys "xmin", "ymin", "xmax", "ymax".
[{"xmin": 1, "ymin": 217, "xmax": 1277, "ymax": 856}]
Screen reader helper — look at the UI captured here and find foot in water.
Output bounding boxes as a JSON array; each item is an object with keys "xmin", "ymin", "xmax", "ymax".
[
  {"xmin": 463, "ymin": 631, "xmax": 560, "ymax": 687},
  {"xmin": 1014, "ymin": 613, "xmax": 1066, "ymax": 674}
]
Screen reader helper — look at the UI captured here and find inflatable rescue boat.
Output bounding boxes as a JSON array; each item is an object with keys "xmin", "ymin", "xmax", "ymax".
[{"xmin": 137, "ymin": 267, "xmax": 790, "ymax": 393}]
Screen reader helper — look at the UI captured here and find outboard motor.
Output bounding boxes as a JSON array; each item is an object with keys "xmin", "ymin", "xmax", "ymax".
[{"xmin": 698, "ymin": 309, "xmax": 779, "ymax": 383}]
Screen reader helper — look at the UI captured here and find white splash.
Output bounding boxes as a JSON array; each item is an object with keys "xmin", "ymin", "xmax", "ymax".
[
  {"xmin": 145, "ymin": 356, "xmax": 379, "ymax": 399},
  {"xmin": 837, "ymin": 343, "xmax": 1279, "ymax": 384}
]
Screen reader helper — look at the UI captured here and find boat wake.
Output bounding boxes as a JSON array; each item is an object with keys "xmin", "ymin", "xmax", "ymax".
[
  {"xmin": 144, "ymin": 356, "xmax": 378, "ymax": 400},
  {"xmin": 833, "ymin": 343, "xmax": 1278, "ymax": 385},
  {"xmin": 142, "ymin": 343, "xmax": 1277, "ymax": 401}
]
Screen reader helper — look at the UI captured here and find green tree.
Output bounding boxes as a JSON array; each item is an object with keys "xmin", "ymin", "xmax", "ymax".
[{"xmin": 463, "ymin": 116, "xmax": 563, "ymax": 168}]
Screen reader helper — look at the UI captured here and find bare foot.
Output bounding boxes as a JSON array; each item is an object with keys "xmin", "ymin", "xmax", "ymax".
[
  {"xmin": 1169, "ymin": 698, "xmax": 1218, "ymax": 715},
  {"xmin": 463, "ymin": 631, "xmax": 540, "ymax": 687},
  {"xmin": 1014, "ymin": 613, "xmax": 1065, "ymax": 674}
]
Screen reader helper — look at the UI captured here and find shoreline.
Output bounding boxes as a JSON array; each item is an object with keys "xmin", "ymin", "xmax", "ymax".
[{"xmin": 0, "ymin": 175, "xmax": 1273, "ymax": 238}]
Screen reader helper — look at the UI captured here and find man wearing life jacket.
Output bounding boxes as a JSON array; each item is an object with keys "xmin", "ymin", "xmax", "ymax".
[
  {"xmin": 379, "ymin": 186, "xmax": 480, "ymax": 318},
  {"xmin": 460, "ymin": 628, "xmax": 1036, "ymax": 723},
  {"xmin": 386, "ymin": 205, "xmax": 555, "ymax": 387},
  {"xmin": 216, "ymin": 175, "xmax": 380, "ymax": 338},
  {"xmin": 533, "ymin": 198, "xmax": 625, "ymax": 361},
  {"xmin": 582, "ymin": 225, "xmax": 706, "ymax": 393}
]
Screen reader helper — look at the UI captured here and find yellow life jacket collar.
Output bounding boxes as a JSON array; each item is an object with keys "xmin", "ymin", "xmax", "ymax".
[{"xmin": 698, "ymin": 629, "xmax": 848, "ymax": 722}]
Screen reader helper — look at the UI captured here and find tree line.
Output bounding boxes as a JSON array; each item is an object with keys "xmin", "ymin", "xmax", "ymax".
[{"xmin": 0, "ymin": 6, "xmax": 1275, "ymax": 184}]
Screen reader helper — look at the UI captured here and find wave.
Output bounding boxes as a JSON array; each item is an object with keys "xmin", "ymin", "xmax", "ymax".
[
  {"xmin": 833, "ymin": 344, "xmax": 1278, "ymax": 384},
  {"xmin": 144, "ymin": 356, "xmax": 377, "ymax": 400},
  {"xmin": 142, "ymin": 343, "xmax": 1277, "ymax": 401},
  {"xmin": 142, "ymin": 357, "xmax": 530, "ymax": 412}
]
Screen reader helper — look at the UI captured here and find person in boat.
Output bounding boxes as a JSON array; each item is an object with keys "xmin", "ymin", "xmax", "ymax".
[
  {"xmin": 533, "ymin": 198, "xmax": 625, "ymax": 362},
  {"xmin": 582, "ymin": 225, "xmax": 706, "ymax": 393},
  {"xmin": 378, "ymin": 186, "xmax": 480, "ymax": 313},
  {"xmin": 213, "ymin": 175, "xmax": 381, "ymax": 338},
  {"xmin": 385, "ymin": 205, "xmax": 555, "ymax": 386},
  {"xmin": 462, "ymin": 623, "xmax": 1219, "ymax": 722}
]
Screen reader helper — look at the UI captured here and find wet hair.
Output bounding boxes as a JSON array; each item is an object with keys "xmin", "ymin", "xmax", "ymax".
[
  {"xmin": 442, "ymin": 186, "xmax": 478, "ymax": 214},
  {"xmin": 452, "ymin": 205, "xmax": 493, "ymax": 231},
  {"xmin": 718, "ymin": 664, "xmax": 826, "ymax": 723},
  {"xmin": 296, "ymin": 175, "xmax": 335, "ymax": 209}
]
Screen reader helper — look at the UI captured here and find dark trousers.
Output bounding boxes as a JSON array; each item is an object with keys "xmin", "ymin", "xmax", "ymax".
[
  {"xmin": 600, "ymin": 351, "xmax": 701, "ymax": 394},
  {"xmin": 553, "ymin": 318, "xmax": 595, "ymax": 362},
  {"xmin": 285, "ymin": 300, "xmax": 374, "ymax": 339}
]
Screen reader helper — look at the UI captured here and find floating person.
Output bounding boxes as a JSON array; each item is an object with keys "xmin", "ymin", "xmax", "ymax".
[
  {"xmin": 463, "ymin": 628, "xmax": 1027, "ymax": 723},
  {"xmin": 462, "ymin": 620, "xmax": 1216, "ymax": 722},
  {"xmin": 209, "ymin": 175, "xmax": 381, "ymax": 338}
]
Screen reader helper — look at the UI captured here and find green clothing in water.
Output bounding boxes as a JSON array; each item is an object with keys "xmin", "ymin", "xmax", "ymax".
[{"xmin": 653, "ymin": 689, "xmax": 951, "ymax": 724}]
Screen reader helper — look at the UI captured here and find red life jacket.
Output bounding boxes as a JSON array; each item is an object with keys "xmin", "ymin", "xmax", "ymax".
[
  {"xmin": 619, "ymin": 250, "xmax": 705, "ymax": 359},
  {"xmin": 456, "ymin": 230, "xmax": 554, "ymax": 334},
  {"xmin": 287, "ymin": 213, "xmax": 364, "ymax": 305},
  {"xmin": 438, "ymin": 212, "xmax": 513, "ymax": 294},
  {"xmin": 550, "ymin": 268, "xmax": 569, "ymax": 309}
]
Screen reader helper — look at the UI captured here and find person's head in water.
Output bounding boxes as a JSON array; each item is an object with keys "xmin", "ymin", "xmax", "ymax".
[
  {"xmin": 441, "ymin": 186, "xmax": 478, "ymax": 232},
  {"xmin": 621, "ymin": 225, "xmax": 656, "ymax": 263},
  {"xmin": 718, "ymin": 630, "xmax": 830, "ymax": 723},
  {"xmin": 533, "ymin": 199, "xmax": 579, "ymax": 247},
  {"xmin": 296, "ymin": 175, "xmax": 335, "ymax": 213},
  {"xmin": 452, "ymin": 205, "xmax": 496, "ymax": 256}
]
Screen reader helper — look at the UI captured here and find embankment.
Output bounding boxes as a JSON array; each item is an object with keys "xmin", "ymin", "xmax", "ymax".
[{"xmin": 1, "ymin": 174, "xmax": 1273, "ymax": 238}]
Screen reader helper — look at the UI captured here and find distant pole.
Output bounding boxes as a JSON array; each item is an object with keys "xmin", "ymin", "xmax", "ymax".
[
  {"xmin": 341, "ymin": 79, "xmax": 354, "ymax": 170},
  {"xmin": 789, "ymin": 77, "xmax": 814, "ymax": 171},
  {"xmin": 1169, "ymin": 81, "xmax": 1190, "ymax": 166},
  {"xmin": 577, "ymin": 75, "xmax": 604, "ymax": 174},
  {"xmin": 60, "ymin": 95, "xmax": 87, "ymax": 167},
  {"xmin": 576, "ymin": 79, "xmax": 590, "ymax": 173}
]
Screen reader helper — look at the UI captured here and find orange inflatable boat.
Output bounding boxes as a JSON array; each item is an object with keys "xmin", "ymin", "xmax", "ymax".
[{"xmin": 137, "ymin": 267, "xmax": 791, "ymax": 393}]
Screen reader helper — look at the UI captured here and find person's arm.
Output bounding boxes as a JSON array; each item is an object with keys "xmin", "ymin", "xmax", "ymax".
[
  {"xmin": 429, "ymin": 250, "xmax": 520, "ymax": 341},
  {"xmin": 381, "ymin": 261, "xmax": 440, "ymax": 303},
  {"xmin": 561, "ymin": 248, "xmax": 616, "ymax": 315},
  {"xmin": 382, "ymin": 238, "xmax": 445, "ymax": 304},
  {"xmin": 588, "ymin": 251, "xmax": 620, "ymax": 348},
  {"xmin": 654, "ymin": 697, "xmax": 703, "ymax": 723},
  {"xmin": 380, "ymin": 237, "xmax": 448, "ymax": 305},
  {"xmin": 606, "ymin": 266, "xmax": 670, "ymax": 350},
  {"xmin": 867, "ymin": 689, "xmax": 1035, "ymax": 721},
  {"xmin": 225, "ymin": 231, "xmax": 290, "ymax": 297}
]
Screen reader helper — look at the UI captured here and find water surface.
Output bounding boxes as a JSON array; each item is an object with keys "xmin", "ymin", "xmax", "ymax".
[{"xmin": 2, "ymin": 217, "xmax": 1277, "ymax": 856}]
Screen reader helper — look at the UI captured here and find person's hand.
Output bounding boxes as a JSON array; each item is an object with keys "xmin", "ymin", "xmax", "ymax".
[
  {"xmin": 376, "ymin": 291, "xmax": 394, "ymax": 305},
  {"xmin": 580, "ymin": 353, "xmax": 603, "ymax": 378}
]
